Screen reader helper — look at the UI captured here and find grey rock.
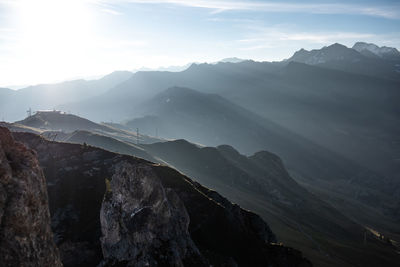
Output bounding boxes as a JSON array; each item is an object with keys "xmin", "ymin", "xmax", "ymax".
[
  {"xmin": 99, "ymin": 161, "xmax": 205, "ymax": 267},
  {"xmin": 0, "ymin": 127, "xmax": 62, "ymax": 267}
]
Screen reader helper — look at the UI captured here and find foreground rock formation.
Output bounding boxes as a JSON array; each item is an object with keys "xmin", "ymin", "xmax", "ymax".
[
  {"xmin": 100, "ymin": 162, "xmax": 205, "ymax": 266},
  {"xmin": 0, "ymin": 127, "xmax": 62, "ymax": 266},
  {"xmin": 13, "ymin": 131, "xmax": 311, "ymax": 267}
]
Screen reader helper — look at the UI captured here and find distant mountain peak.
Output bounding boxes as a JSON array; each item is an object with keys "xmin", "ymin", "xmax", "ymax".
[
  {"xmin": 185, "ymin": 62, "xmax": 209, "ymax": 71},
  {"xmin": 322, "ymin": 43, "xmax": 350, "ymax": 52},
  {"xmin": 289, "ymin": 42, "xmax": 359, "ymax": 65},
  {"xmin": 331, "ymin": 42, "xmax": 346, "ymax": 47},
  {"xmin": 352, "ymin": 42, "xmax": 400, "ymax": 60},
  {"xmin": 353, "ymin": 42, "xmax": 379, "ymax": 51},
  {"xmin": 217, "ymin": 57, "xmax": 246, "ymax": 64}
]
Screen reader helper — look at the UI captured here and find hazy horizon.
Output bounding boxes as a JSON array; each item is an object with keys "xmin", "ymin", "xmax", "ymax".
[
  {"xmin": 1, "ymin": 41, "xmax": 391, "ymax": 89},
  {"xmin": 1, "ymin": 0, "xmax": 399, "ymax": 87}
]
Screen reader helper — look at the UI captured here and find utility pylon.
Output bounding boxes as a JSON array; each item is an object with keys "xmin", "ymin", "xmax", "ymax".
[{"xmin": 26, "ymin": 108, "xmax": 32, "ymax": 118}]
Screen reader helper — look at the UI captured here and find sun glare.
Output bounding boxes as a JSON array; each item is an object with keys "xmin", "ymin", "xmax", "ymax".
[{"xmin": 12, "ymin": 0, "xmax": 95, "ymax": 84}]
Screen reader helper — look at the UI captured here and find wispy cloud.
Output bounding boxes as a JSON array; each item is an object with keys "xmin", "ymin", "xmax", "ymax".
[
  {"xmin": 93, "ymin": 0, "xmax": 400, "ymax": 19},
  {"xmin": 101, "ymin": 8, "xmax": 122, "ymax": 15},
  {"xmin": 236, "ymin": 26, "xmax": 400, "ymax": 54},
  {"xmin": 96, "ymin": 39, "xmax": 148, "ymax": 49},
  {"xmin": 0, "ymin": 0, "xmax": 15, "ymax": 5},
  {"xmin": 241, "ymin": 29, "xmax": 375, "ymax": 45},
  {"xmin": 87, "ymin": 0, "xmax": 123, "ymax": 15},
  {"xmin": 278, "ymin": 32, "xmax": 376, "ymax": 44}
]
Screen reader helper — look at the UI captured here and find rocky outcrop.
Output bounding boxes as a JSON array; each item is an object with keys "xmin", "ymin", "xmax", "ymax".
[
  {"xmin": 153, "ymin": 166, "xmax": 309, "ymax": 267},
  {"xmin": 0, "ymin": 127, "xmax": 62, "ymax": 266},
  {"xmin": 99, "ymin": 162, "xmax": 205, "ymax": 266},
  {"xmin": 13, "ymin": 131, "xmax": 311, "ymax": 267}
]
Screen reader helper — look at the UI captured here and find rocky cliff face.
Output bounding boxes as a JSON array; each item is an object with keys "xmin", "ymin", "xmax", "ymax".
[
  {"xmin": 13, "ymin": 131, "xmax": 311, "ymax": 267},
  {"xmin": 0, "ymin": 127, "xmax": 62, "ymax": 267},
  {"xmin": 100, "ymin": 162, "xmax": 205, "ymax": 267}
]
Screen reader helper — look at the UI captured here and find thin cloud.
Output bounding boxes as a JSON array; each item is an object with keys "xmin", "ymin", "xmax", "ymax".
[
  {"xmin": 0, "ymin": 0, "xmax": 14, "ymax": 5},
  {"xmin": 279, "ymin": 32, "xmax": 376, "ymax": 44},
  {"xmin": 94, "ymin": 0, "xmax": 400, "ymax": 19},
  {"xmin": 236, "ymin": 28, "xmax": 400, "ymax": 52},
  {"xmin": 101, "ymin": 8, "xmax": 122, "ymax": 15},
  {"xmin": 96, "ymin": 39, "xmax": 148, "ymax": 49}
]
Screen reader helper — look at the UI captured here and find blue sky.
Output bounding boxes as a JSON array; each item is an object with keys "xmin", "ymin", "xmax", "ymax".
[{"xmin": 0, "ymin": 0, "xmax": 399, "ymax": 86}]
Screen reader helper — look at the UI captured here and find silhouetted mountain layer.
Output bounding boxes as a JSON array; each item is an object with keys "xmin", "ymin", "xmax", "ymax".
[
  {"xmin": 288, "ymin": 43, "xmax": 400, "ymax": 80},
  {"xmin": 124, "ymin": 87, "xmax": 400, "ymax": 218},
  {"xmin": 0, "ymin": 71, "xmax": 132, "ymax": 121},
  {"xmin": 352, "ymin": 42, "xmax": 400, "ymax": 61},
  {"xmin": 15, "ymin": 89, "xmax": 400, "ymax": 239},
  {"xmin": 59, "ymin": 60, "xmax": 285, "ymax": 121},
  {"xmin": 142, "ymin": 139, "xmax": 400, "ymax": 267},
  {"xmin": 126, "ymin": 86, "xmax": 368, "ymax": 182},
  {"xmin": 0, "ymin": 87, "xmax": 13, "ymax": 100},
  {"xmin": 2, "ymin": 41, "xmax": 400, "ymax": 267},
  {"xmin": 59, "ymin": 50, "xmax": 400, "ymax": 182},
  {"xmin": 57, "ymin": 130, "xmax": 156, "ymax": 162},
  {"xmin": 5, "ymin": 113, "xmax": 400, "ymax": 266},
  {"xmin": 278, "ymin": 62, "xmax": 400, "ymax": 177},
  {"xmin": 63, "ymin": 54, "xmax": 399, "ymax": 229},
  {"xmin": 15, "ymin": 110, "xmax": 163, "ymax": 145},
  {"xmin": 12, "ymin": 131, "xmax": 311, "ymax": 267}
]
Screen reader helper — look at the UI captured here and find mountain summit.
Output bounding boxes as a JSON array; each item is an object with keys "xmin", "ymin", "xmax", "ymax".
[
  {"xmin": 288, "ymin": 42, "xmax": 400, "ymax": 80},
  {"xmin": 289, "ymin": 43, "xmax": 361, "ymax": 64},
  {"xmin": 353, "ymin": 42, "xmax": 400, "ymax": 60}
]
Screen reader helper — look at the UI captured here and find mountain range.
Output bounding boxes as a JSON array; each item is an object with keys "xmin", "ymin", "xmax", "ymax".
[
  {"xmin": 288, "ymin": 43, "xmax": 400, "ymax": 80},
  {"xmin": 1, "ymin": 41, "xmax": 400, "ymax": 266},
  {"xmin": 4, "ymin": 109, "xmax": 400, "ymax": 266},
  {"xmin": 0, "ymin": 71, "xmax": 133, "ymax": 122},
  {"xmin": 2, "ymin": 126, "xmax": 312, "ymax": 267},
  {"xmin": 352, "ymin": 42, "xmax": 400, "ymax": 61}
]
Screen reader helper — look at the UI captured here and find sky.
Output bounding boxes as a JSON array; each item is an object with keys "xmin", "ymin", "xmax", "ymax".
[{"xmin": 0, "ymin": 0, "xmax": 399, "ymax": 87}]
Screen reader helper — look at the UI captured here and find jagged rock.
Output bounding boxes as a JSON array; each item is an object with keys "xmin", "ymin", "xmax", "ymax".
[
  {"xmin": 99, "ymin": 161, "xmax": 205, "ymax": 266},
  {"xmin": 0, "ymin": 127, "xmax": 62, "ymax": 267}
]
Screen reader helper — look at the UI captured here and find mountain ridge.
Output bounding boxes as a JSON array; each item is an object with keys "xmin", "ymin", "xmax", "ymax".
[
  {"xmin": 353, "ymin": 42, "xmax": 400, "ymax": 60},
  {"xmin": 5, "ymin": 112, "xmax": 400, "ymax": 266},
  {"xmin": 12, "ymin": 130, "xmax": 311, "ymax": 267}
]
